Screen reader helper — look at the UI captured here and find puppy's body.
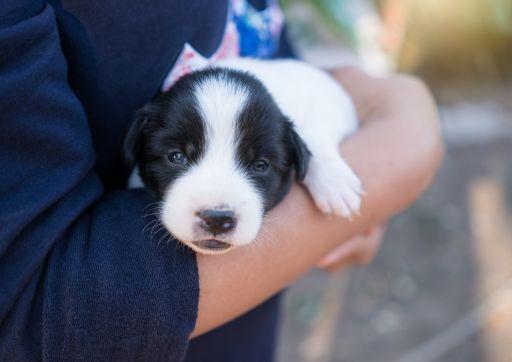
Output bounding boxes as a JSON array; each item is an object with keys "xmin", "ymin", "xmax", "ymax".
[{"xmin": 126, "ymin": 58, "xmax": 362, "ymax": 254}]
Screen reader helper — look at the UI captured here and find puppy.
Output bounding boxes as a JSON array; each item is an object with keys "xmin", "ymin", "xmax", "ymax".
[{"xmin": 124, "ymin": 58, "xmax": 362, "ymax": 255}]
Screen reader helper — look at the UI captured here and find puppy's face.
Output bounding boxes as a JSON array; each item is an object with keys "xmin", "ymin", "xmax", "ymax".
[{"xmin": 125, "ymin": 69, "xmax": 309, "ymax": 254}]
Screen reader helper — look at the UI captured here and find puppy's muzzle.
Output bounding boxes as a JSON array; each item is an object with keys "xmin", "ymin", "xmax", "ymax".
[{"xmin": 192, "ymin": 209, "xmax": 237, "ymax": 253}]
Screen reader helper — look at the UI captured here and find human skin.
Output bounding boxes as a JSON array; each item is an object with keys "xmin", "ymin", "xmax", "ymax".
[
  {"xmin": 316, "ymin": 223, "xmax": 387, "ymax": 272},
  {"xmin": 191, "ymin": 67, "xmax": 444, "ymax": 338}
]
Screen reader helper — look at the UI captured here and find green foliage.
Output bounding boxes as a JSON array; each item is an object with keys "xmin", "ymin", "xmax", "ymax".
[
  {"xmin": 281, "ymin": 0, "xmax": 359, "ymax": 45},
  {"xmin": 488, "ymin": 0, "xmax": 512, "ymax": 35}
]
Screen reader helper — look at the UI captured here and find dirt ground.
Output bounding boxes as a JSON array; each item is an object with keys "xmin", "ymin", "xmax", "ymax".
[{"xmin": 277, "ymin": 89, "xmax": 512, "ymax": 362}]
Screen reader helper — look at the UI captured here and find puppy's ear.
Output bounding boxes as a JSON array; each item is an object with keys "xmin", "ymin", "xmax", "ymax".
[
  {"xmin": 123, "ymin": 109, "xmax": 148, "ymax": 168},
  {"xmin": 285, "ymin": 119, "xmax": 311, "ymax": 182}
]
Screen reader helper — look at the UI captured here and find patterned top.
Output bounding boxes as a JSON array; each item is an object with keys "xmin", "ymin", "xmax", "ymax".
[{"xmin": 162, "ymin": 0, "xmax": 284, "ymax": 91}]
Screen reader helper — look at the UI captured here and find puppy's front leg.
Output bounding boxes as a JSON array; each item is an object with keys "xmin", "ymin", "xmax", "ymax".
[
  {"xmin": 302, "ymin": 140, "xmax": 363, "ymax": 218},
  {"xmin": 296, "ymin": 97, "xmax": 363, "ymax": 218}
]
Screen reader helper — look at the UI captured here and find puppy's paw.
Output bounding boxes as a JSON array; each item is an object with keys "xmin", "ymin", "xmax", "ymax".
[{"xmin": 303, "ymin": 154, "xmax": 363, "ymax": 218}]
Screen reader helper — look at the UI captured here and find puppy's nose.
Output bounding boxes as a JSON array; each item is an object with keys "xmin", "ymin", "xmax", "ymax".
[{"xmin": 198, "ymin": 210, "xmax": 236, "ymax": 235}]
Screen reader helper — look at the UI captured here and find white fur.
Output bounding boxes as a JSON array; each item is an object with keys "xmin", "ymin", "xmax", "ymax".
[
  {"xmin": 160, "ymin": 74, "xmax": 264, "ymax": 251},
  {"xmin": 218, "ymin": 58, "xmax": 363, "ymax": 217}
]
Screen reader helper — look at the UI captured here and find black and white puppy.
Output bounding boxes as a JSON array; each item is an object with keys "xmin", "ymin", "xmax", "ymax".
[{"xmin": 125, "ymin": 58, "xmax": 362, "ymax": 255}]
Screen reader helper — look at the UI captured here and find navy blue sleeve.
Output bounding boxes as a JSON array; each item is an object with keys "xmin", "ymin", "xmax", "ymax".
[{"xmin": 0, "ymin": 2, "xmax": 198, "ymax": 360}]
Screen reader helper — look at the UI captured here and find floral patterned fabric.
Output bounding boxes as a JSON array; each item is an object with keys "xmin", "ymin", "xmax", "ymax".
[
  {"xmin": 162, "ymin": 0, "xmax": 284, "ymax": 91},
  {"xmin": 232, "ymin": 0, "xmax": 284, "ymax": 58}
]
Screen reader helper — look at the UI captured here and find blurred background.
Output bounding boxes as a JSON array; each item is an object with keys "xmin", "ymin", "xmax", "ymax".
[{"xmin": 277, "ymin": 1, "xmax": 512, "ymax": 361}]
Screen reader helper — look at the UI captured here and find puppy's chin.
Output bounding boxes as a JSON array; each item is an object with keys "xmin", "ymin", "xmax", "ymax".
[{"xmin": 187, "ymin": 239, "xmax": 235, "ymax": 255}]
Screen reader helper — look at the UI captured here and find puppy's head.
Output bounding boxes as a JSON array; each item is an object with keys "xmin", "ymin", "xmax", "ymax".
[{"xmin": 125, "ymin": 68, "xmax": 309, "ymax": 254}]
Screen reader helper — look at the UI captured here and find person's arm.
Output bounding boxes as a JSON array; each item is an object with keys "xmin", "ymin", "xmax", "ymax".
[
  {"xmin": 0, "ymin": 3, "xmax": 198, "ymax": 360},
  {"xmin": 192, "ymin": 67, "xmax": 444, "ymax": 337}
]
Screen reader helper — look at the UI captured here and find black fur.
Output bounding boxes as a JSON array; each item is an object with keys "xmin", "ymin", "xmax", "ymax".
[{"xmin": 124, "ymin": 67, "xmax": 310, "ymax": 211}]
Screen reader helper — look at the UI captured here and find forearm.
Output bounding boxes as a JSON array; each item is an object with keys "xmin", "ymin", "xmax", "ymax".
[{"xmin": 192, "ymin": 69, "xmax": 443, "ymax": 337}]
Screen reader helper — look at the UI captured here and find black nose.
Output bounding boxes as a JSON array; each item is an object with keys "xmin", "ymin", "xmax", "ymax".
[{"xmin": 198, "ymin": 210, "xmax": 237, "ymax": 235}]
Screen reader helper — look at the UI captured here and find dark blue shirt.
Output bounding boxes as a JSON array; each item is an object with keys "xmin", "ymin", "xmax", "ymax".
[{"xmin": 0, "ymin": 0, "xmax": 289, "ymax": 360}]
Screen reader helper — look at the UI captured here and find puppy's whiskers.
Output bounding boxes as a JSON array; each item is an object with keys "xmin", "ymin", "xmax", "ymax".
[
  {"xmin": 156, "ymin": 231, "xmax": 172, "ymax": 249},
  {"xmin": 251, "ymin": 228, "xmax": 275, "ymax": 253},
  {"xmin": 261, "ymin": 213, "xmax": 283, "ymax": 224},
  {"xmin": 142, "ymin": 218, "xmax": 160, "ymax": 233},
  {"xmin": 150, "ymin": 221, "xmax": 165, "ymax": 239},
  {"xmin": 143, "ymin": 201, "xmax": 164, "ymax": 212}
]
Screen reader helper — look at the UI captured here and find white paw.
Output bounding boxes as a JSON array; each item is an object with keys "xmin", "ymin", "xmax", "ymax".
[{"xmin": 303, "ymin": 154, "xmax": 363, "ymax": 218}]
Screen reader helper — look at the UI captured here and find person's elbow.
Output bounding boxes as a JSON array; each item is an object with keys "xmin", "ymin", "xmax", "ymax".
[{"xmin": 392, "ymin": 74, "xmax": 445, "ymax": 202}]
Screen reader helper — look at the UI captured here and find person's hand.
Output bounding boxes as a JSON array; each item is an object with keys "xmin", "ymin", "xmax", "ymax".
[{"xmin": 316, "ymin": 223, "xmax": 387, "ymax": 272}]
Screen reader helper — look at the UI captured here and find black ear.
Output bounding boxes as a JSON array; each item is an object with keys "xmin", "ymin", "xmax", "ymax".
[
  {"xmin": 123, "ymin": 109, "xmax": 148, "ymax": 168},
  {"xmin": 285, "ymin": 120, "xmax": 311, "ymax": 182}
]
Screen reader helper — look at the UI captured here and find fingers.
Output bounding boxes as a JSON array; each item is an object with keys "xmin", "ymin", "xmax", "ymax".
[
  {"xmin": 316, "ymin": 237, "xmax": 360, "ymax": 270},
  {"xmin": 316, "ymin": 224, "xmax": 386, "ymax": 272}
]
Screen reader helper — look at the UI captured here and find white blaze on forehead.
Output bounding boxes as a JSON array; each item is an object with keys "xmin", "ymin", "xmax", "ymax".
[
  {"xmin": 193, "ymin": 74, "xmax": 249, "ymax": 161},
  {"xmin": 160, "ymin": 73, "xmax": 264, "ymax": 247}
]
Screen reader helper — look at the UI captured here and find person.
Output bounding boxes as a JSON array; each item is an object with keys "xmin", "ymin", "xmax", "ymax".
[{"xmin": 0, "ymin": 0, "xmax": 443, "ymax": 361}]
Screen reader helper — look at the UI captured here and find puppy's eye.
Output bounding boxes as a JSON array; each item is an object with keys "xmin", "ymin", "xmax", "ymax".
[
  {"xmin": 251, "ymin": 159, "xmax": 269, "ymax": 173},
  {"xmin": 168, "ymin": 151, "xmax": 188, "ymax": 165}
]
